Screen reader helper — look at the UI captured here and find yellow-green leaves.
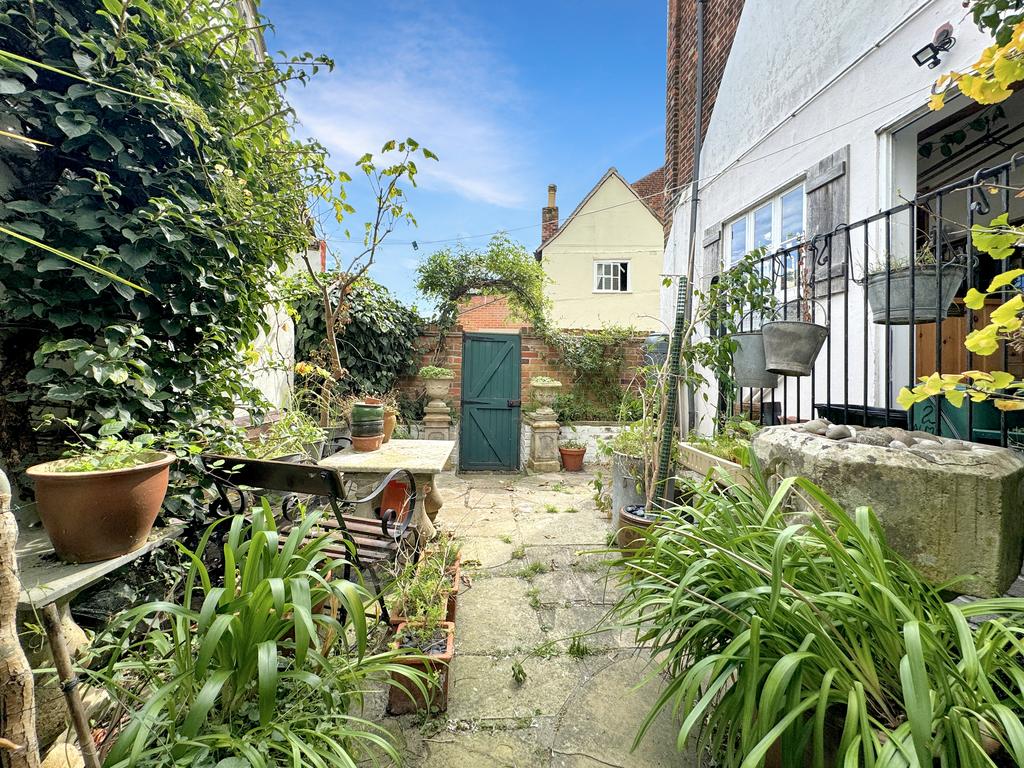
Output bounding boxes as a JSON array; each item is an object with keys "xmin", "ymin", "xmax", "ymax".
[
  {"xmin": 972, "ymin": 214, "xmax": 1020, "ymax": 260},
  {"xmin": 898, "ymin": 370, "xmax": 1023, "ymax": 410},
  {"xmin": 932, "ymin": 19, "xmax": 1024, "ymax": 110},
  {"xmin": 965, "ymin": 288, "xmax": 988, "ymax": 309},
  {"xmin": 965, "ymin": 324, "xmax": 1000, "ymax": 355},
  {"xmin": 987, "ymin": 269, "xmax": 1024, "ymax": 292}
]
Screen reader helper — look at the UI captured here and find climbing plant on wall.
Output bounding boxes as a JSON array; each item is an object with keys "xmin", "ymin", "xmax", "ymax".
[{"xmin": 0, "ymin": 0, "xmax": 341, "ymax": 478}]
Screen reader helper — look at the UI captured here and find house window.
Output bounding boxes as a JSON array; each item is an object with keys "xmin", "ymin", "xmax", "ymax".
[
  {"xmin": 727, "ymin": 184, "xmax": 805, "ymax": 270},
  {"xmin": 594, "ymin": 260, "xmax": 630, "ymax": 292}
]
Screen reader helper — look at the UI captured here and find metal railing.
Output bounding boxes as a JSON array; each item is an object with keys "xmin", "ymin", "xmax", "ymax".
[{"xmin": 722, "ymin": 155, "xmax": 1024, "ymax": 448}]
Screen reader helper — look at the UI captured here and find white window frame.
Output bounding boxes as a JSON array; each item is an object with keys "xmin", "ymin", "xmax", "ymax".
[
  {"xmin": 725, "ymin": 182, "xmax": 806, "ymax": 268},
  {"xmin": 593, "ymin": 260, "xmax": 631, "ymax": 293}
]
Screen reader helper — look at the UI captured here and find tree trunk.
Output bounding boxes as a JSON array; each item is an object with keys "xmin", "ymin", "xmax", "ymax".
[{"xmin": 0, "ymin": 469, "xmax": 40, "ymax": 768}]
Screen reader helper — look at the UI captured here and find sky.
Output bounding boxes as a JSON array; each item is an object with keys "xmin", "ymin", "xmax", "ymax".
[{"xmin": 260, "ymin": 0, "xmax": 666, "ymax": 308}]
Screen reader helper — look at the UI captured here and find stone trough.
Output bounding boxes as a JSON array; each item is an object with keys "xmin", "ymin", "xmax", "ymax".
[{"xmin": 752, "ymin": 422, "xmax": 1024, "ymax": 597}]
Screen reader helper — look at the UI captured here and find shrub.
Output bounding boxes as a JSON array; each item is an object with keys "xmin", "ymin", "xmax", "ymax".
[
  {"xmin": 287, "ymin": 275, "xmax": 425, "ymax": 397},
  {"xmin": 86, "ymin": 504, "xmax": 427, "ymax": 767},
  {"xmin": 614, "ymin": 467, "xmax": 1024, "ymax": 766}
]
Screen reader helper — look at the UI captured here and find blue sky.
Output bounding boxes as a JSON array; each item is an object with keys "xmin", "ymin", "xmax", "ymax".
[{"xmin": 261, "ymin": 0, "xmax": 666, "ymax": 307}]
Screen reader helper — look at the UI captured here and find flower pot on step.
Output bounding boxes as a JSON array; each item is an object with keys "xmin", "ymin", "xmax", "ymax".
[
  {"xmin": 26, "ymin": 452, "xmax": 175, "ymax": 563},
  {"xmin": 558, "ymin": 446, "xmax": 586, "ymax": 471},
  {"xmin": 387, "ymin": 621, "xmax": 455, "ymax": 715}
]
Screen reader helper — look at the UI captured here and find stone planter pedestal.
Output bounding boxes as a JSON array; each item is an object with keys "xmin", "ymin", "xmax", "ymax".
[
  {"xmin": 526, "ymin": 380, "xmax": 562, "ymax": 473},
  {"xmin": 420, "ymin": 375, "xmax": 454, "ymax": 441}
]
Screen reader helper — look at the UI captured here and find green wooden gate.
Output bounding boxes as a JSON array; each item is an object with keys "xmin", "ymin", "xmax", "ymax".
[{"xmin": 460, "ymin": 333, "xmax": 521, "ymax": 471}]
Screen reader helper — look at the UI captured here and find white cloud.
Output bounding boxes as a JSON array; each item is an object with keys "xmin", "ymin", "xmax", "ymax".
[{"xmin": 287, "ymin": 8, "xmax": 533, "ymax": 209}]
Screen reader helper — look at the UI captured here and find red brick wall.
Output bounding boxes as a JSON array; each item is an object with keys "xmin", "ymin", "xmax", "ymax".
[
  {"xmin": 397, "ymin": 327, "xmax": 647, "ymax": 414},
  {"xmin": 456, "ymin": 295, "xmax": 529, "ymax": 331},
  {"xmin": 665, "ymin": 0, "xmax": 744, "ymax": 238}
]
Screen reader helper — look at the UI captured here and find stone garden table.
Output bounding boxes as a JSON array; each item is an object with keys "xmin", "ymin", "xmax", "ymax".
[{"xmin": 318, "ymin": 438, "xmax": 455, "ymax": 542}]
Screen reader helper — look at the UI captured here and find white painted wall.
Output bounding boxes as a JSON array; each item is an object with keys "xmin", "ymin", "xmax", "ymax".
[
  {"xmin": 542, "ymin": 170, "xmax": 666, "ymax": 332},
  {"xmin": 663, "ymin": 0, "xmax": 999, "ymax": 434}
]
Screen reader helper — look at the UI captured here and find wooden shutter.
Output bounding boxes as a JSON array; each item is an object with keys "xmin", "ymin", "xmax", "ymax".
[{"xmin": 805, "ymin": 145, "xmax": 849, "ymax": 284}]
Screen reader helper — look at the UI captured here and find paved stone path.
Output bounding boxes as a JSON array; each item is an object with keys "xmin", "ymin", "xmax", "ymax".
[{"xmin": 377, "ymin": 469, "xmax": 701, "ymax": 768}]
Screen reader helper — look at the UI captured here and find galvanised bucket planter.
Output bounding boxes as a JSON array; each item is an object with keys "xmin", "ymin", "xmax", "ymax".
[
  {"xmin": 762, "ymin": 300, "xmax": 828, "ymax": 377},
  {"xmin": 732, "ymin": 330, "xmax": 780, "ymax": 389},
  {"xmin": 866, "ymin": 263, "xmax": 967, "ymax": 325}
]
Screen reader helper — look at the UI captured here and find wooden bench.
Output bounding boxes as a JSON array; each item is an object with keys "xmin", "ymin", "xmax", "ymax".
[{"xmin": 201, "ymin": 454, "xmax": 419, "ymax": 623}]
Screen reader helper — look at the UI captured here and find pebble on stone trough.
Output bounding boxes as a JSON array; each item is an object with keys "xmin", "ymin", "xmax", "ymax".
[{"xmin": 799, "ymin": 417, "xmax": 975, "ymax": 451}]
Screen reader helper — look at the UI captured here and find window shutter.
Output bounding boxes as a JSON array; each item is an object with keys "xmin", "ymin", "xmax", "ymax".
[
  {"xmin": 703, "ymin": 223, "xmax": 722, "ymax": 272},
  {"xmin": 805, "ymin": 145, "xmax": 849, "ymax": 284}
]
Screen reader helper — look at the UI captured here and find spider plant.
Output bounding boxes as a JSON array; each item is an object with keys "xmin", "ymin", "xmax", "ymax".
[
  {"xmin": 84, "ymin": 502, "xmax": 427, "ymax": 767},
  {"xmin": 614, "ymin": 463, "xmax": 1024, "ymax": 767}
]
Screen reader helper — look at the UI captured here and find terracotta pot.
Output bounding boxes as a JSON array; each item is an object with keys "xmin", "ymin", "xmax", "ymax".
[
  {"xmin": 382, "ymin": 411, "xmax": 397, "ymax": 443},
  {"xmin": 351, "ymin": 434, "xmax": 384, "ymax": 452},
  {"xmin": 27, "ymin": 451, "xmax": 175, "ymax": 563},
  {"xmin": 559, "ymin": 446, "xmax": 586, "ymax": 472},
  {"xmin": 361, "ymin": 396, "xmax": 384, "ymax": 406},
  {"xmin": 387, "ymin": 621, "xmax": 455, "ymax": 714}
]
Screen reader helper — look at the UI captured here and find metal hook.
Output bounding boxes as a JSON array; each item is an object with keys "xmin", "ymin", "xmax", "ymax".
[
  {"xmin": 1011, "ymin": 151, "xmax": 1024, "ymax": 170},
  {"xmin": 970, "ymin": 168, "xmax": 991, "ymax": 215}
]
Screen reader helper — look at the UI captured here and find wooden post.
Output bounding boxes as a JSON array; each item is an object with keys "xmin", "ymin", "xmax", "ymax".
[
  {"xmin": 39, "ymin": 605, "xmax": 100, "ymax": 768},
  {"xmin": 0, "ymin": 469, "xmax": 40, "ymax": 768}
]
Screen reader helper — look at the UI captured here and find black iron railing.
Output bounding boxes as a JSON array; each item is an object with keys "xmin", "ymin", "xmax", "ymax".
[{"xmin": 722, "ymin": 155, "xmax": 1024, "ymax": 448}]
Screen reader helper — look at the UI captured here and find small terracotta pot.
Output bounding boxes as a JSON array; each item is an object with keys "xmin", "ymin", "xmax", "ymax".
[
  {"xmin": 387, "ymin": 621, "xmax": 456, "ymax": 715},
  {"xmin": 559, "ymin": 446, "xmax": 586, "ymax": 472},
  {"xmin": 27, "ymin": 451, "xmax": 175, "ymax": 563},
  {"xmin": 361, "ymin": 396, "xmax": 384, "ymax": 406},
  {"xmin": 351, "ymin": 434, "xmax": 384, "ymax": 452},
  {"xmin": 382, "ymin": 411, "xmax": 397, "ymax": 443}
]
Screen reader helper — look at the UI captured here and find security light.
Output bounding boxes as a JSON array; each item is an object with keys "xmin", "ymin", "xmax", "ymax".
[{"xmin": 913, "ymin": 23, "xmax": 955, "ymax": 68}]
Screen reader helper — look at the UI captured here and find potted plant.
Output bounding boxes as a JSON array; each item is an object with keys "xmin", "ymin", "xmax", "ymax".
[
  {"xmin": 386, "ymin": 561, "xmax": 455, "ymax": 714},
  {"xmin": 761, "ymin": 298, "xmax": 828, "ymax": 377},
  {"xmin": 388, "ymin": 619, "xmax": 455, "ymax": 715},
  {"xmin": 529, "ymin": 376, "xmax": 562, "ymax": 416},
  {"xmin": 246, "ymin": 409, "xmax": 326, "ymax": 462},
  {"xmin": 419, "ymin": 366, "xmax": 455, "ymax": 408},
  {"xmin": 558, "ymin": 439, "xmax": 587, "ymax": 471},
  {"xmin": 350, "ymin": 399, "xmax": 385, "ymax": 452},
  {"xmin": 616, "ymin": 503, "xmax": 661, "ymax": 551},
  {"xmin": 864, "ymin": 243, "xmax": 968, "ymax": 325},
  {"xmin": 26, "ymin": 419, "xmax": 174, "ymax": 563},
  {"xmin": 731, "ymin": 309, "xmax": 781, "ymax": 389}
]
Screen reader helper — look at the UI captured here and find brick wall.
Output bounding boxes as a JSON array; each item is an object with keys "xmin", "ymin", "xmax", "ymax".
[
  {"xmin": 456, "ymin": 295, "xmax": 529, "ymax": 331},
  {"xmin": 665, "ymin": 0, "xmax": 744, "ymax": 238},
  {"xmin": 397, "ymin": 327, "xmax": 648, "ymax": 414}
]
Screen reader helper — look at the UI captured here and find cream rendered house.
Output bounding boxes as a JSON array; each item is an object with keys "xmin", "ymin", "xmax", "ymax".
[{"xmin": 535, "ymin": 167, "xmax": 665, "ymax": 331}]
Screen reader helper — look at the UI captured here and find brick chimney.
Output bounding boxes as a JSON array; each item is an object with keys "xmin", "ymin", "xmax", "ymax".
[{"xmin": 541, "ymin": 184, "xmax": 558, "ymax": 242}]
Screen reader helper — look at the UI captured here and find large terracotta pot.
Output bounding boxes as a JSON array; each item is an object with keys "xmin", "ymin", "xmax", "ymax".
[{"xmin": 26, "ymin": 451, "xmax": 175, "ymax": 563}]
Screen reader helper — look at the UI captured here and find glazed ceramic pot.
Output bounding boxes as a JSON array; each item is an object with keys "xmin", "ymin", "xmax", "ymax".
[{"xmin": 26, "ymin": 451, "xmax": 175, "ymax": 563}]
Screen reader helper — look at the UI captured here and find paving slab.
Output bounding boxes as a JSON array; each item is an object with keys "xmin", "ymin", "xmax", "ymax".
[
  {"xmin": 448, "ymin": 654, "xmax": 587, "ymax": 720},
  {"xmin": 455, "ymin": 576, "xmax": 547, "ymax": 654}
]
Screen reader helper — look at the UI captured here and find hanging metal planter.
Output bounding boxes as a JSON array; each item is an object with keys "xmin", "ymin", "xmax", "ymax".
[
  {"xmin": 732, "ymin": 311, "xmax": 780, "ymax": 389},
  {"xmin": 865, "ymin": 262, "xmax": 968, "ymax": 325},
  {"xmin": 761, "ymin": 299, "xmax": 828, "ymax": 377}
]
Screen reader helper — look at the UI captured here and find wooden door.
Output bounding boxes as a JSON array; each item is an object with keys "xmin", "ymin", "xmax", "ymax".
[
  {"xmin": 459, "ymin": 333, "xmax": 521, "ymax": 471},
  {"xmin": 916, "ymin": 299, "xmax": 1024, "ymax": 377}
]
